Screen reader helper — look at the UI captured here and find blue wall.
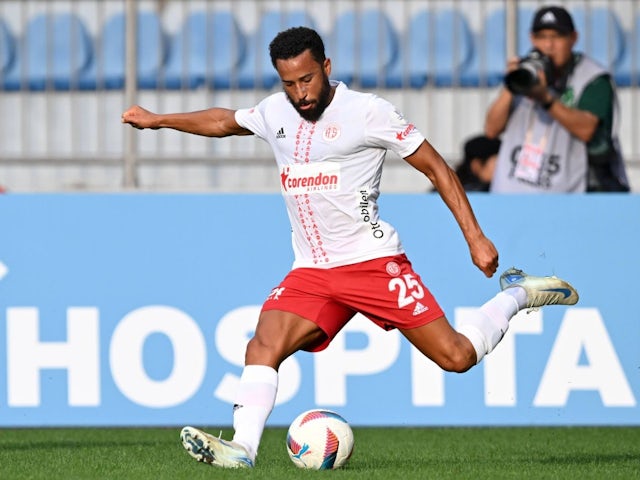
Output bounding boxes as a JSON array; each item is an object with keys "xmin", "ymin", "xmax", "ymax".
[{"xmin": 0, "ymin": 194, "xmax": 638, "ymax": 426}]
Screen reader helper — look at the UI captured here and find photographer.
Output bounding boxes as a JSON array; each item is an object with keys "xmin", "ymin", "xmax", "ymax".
[{"xmin": 484, "ymin": 5, "xmax": 629, "ymax": 192}]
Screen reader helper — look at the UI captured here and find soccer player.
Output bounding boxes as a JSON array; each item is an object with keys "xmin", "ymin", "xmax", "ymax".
[{"xmin": 122, "ymin": 26, "xmax": 578, "ymax": 468}]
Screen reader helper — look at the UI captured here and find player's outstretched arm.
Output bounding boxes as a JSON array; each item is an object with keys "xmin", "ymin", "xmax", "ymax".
[
  {"xmin": 121, "ymin": 105, "xmax": 253, "ymax": 138},
  {"xmin": 404, "ymin": 140, "xmax": 499, "ymax": 278}
]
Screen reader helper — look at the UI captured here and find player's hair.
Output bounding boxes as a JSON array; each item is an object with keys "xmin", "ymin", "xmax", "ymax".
[{"xmin": 269, "ymin": 26, "xmax": 326, "ymax": 68}]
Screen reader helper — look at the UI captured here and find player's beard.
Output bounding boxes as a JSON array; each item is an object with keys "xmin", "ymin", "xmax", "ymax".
[{"xmin": 287, "ymin": 74, "xmax": 332, "ymax": 122}]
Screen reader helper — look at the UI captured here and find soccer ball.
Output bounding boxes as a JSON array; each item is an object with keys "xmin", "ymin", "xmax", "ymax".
[{"xmin": 286, "ymin": 409, "xmax": 354, "ymax": 470}]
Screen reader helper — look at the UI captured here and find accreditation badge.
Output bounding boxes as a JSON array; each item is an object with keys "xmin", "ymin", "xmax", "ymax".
[{"xmin": 513, "ymin": 141, "xmax": 544, "ymax": 184}]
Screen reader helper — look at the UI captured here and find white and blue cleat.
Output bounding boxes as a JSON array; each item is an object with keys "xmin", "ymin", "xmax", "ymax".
[
  {"xmin": 180, "ymin": 426, "xmax": 254, "ymax": 468},
  {"xmin": 500, "ymin": 267, "xmax": 579, "ymax": 309}
]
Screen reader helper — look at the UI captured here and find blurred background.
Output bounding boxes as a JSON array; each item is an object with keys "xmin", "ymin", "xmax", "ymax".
[{"xmin": 0, "ymin": 0, "xmax": 638, "ymax": 192}]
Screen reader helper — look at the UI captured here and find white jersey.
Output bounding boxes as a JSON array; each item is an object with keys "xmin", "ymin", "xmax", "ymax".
[{"xmin": 235, "ymin": 81, "xmax": 425, "ymax": 269}]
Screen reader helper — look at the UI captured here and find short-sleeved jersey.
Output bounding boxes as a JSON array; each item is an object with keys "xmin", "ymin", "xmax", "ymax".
[{"xmin": 235, "ymin": 81, "xmax": 425, "ymax": 269}]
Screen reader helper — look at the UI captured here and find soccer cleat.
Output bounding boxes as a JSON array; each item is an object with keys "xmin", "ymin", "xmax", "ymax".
[
  {"xmin": 500, "ymin": 267, "xmax": 579, "ymax": 309},
  {"xmin": 180, "ymin": 426, "xmax": 254, "ymax": 468}
]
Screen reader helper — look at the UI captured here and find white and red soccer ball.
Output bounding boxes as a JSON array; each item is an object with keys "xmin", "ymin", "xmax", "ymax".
[{"xmin": 286, "ymin": 409, "xmax": 354, "ymax": 470}]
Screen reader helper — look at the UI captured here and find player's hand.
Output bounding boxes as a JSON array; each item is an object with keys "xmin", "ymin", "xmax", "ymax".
[
  {"xmin": 469, "ymin": 235, "xmax": 499, "ymax": 278},
  {"xmin": 121, "ymin": 105, "xmax": 159, "ymax": 130}
]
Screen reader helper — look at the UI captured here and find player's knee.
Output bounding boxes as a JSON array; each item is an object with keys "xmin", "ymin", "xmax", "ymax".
[
  {"xmin": 435, "ymin": 348, "xmax": 475, "ymax": 373},
  {"xmin": 245, "ymin": 335, "xmax": 287, "ymax": 368},
  {"xmin": 245, "ymin": 335, "xmax": 274, "ymax": 357}
]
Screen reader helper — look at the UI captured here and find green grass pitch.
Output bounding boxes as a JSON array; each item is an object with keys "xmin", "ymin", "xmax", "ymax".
[{"xmin": 1, "ymin": 426, "xmax": 639, "ymax": 479}]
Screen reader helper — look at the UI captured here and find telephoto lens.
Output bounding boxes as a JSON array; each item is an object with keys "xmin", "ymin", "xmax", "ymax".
[{"xmin": 504, "ymin": 49, "xmax": 551, "ymax": 95}]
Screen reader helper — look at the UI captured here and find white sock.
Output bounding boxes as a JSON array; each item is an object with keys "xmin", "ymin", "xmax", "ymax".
[
  {"xmin": 457, "ymin": 291, "xmax": 520, "ymax": 364},
  {"xmin": 231, "ymin": 365, "xmax": 278, "ymax": 461},
  {"xmin": 502, "ymin": 285, "xmax": 528, "ymax": 309}
]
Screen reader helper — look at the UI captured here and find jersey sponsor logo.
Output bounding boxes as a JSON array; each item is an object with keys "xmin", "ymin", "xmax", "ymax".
[
  {"xmin": 280, "ymin": 163, "xmax": 340, "ymax": 195},
  {"xmin": 276, "ymin": 127, "xmax": 286, "ymax": 139},
  {"xmin": 395, "ymin": 123, "xmax": 416, "ymax": 141},
  {"xmin": 323, "ymin": 124, "xmax": 341, "ymax": 142},
  {"xmin": 359, "ymin": 188, "xmax": 384, "ymax": 238}
]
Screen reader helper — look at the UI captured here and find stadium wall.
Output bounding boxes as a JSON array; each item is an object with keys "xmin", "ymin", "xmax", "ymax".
[{"xmin": 0, "ymin": 193, "xmax": 638, "ymax": 427}]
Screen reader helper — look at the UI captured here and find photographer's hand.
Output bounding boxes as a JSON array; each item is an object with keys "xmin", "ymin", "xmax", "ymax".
[
  {"xmin": 528, "ymin": 73, "xmax": 599, "ymax": 140},
  {"xmin": 527, "ymin": 69, "xmax": 553, "ymax": 106}
]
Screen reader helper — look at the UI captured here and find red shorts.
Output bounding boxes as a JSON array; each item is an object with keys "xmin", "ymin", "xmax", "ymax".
[{"xmin": 261, "ymin": 254, "xmax": 444, "ymax": 352}]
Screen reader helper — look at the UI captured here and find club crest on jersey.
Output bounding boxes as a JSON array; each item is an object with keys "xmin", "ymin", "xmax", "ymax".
[
  {"xmin": 386, "ymin": 261, "xmax": 401, "ymax": 277},
  {"xmin": 280, "ymin": 162, "xmax": 341, "ymax": 195},
  {"xmin": 323, "ymin": 124, "xmax": 341, "ymax": 142}
]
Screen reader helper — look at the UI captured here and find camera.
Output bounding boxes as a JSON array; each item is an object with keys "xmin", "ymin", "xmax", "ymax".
[{"xmin": 504, "ymin": 49, "xmax": 552, "ymax": 95}]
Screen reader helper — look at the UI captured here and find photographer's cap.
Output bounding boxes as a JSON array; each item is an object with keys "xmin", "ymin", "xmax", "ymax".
[{"xmin": 531, "ymin": 6, "xmax": 575, "ymax": 35}]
